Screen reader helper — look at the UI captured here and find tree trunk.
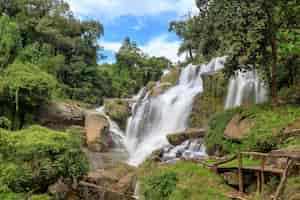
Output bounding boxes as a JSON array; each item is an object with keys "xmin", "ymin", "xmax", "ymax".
[{"xmin": 271, "ymin": 36, "xmax": 278, "ymax": 105}]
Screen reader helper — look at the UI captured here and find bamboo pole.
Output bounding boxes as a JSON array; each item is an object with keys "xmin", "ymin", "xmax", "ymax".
[
  {"xmin": 261, "ymin": 157, "xmax": 265, "ymax": 195},
  {"xmin": 274, "ymin": 159, "xmax": 293, "ymax": 200}
]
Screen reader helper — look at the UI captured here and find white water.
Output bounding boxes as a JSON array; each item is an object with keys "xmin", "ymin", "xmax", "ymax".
[
  {"xmin": 225, "ymin": 70, "xmax": 267, "ymax": 109},
  {"xmin": 125, "ymin": 57, "xmax": 226, "ymax": 166}
]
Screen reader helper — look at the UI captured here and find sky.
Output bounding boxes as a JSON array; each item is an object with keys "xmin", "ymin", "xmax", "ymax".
[{"xmin": 65, "ymin": 0, "xmax": 198, "ymax": 63}]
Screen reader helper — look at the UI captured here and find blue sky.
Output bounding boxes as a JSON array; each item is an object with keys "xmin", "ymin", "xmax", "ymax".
[{"xmin": 66, "ymin": 0, "xmax": 198, "ymax": 63}]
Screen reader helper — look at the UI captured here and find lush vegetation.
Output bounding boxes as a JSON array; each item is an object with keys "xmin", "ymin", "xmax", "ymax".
[
  {"xmin": 139, "ymin": 160, "xmax": 232, "ymax": 200},
  {"xmin": 170, "ymin": 0, "xmax": 300, "ymax": 103},
  {"xmin": 0, "ymin": 126, "xmax": 88, "ymax": 198},
  {"xmin": 205, "ymin": 104, "xmax": 300, "ymax": 155},
  {"xmin": 0, "ymin": 1, "xmax": 171, "ymax": 130}
]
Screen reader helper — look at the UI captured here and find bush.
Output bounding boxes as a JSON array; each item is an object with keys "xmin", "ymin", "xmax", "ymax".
[
  {"xmin": 142, "ymin": 171, "xmax": 178, "ymax": 200},
  {"xmin": 0, "ymin": 126, "xmax": 89, "ymax": 197},
  {"xmin": 0, "ymin": 117, "xmax": 11, "ymax": 130}
]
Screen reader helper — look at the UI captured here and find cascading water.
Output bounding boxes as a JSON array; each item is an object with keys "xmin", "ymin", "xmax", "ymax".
[
  {"xmin": 225, "ymin": 70, "xmax": 268, "ymax": 109},
  {"xmin": 125, "ymin": 57, "xmax": 226, "ymax": 166}
]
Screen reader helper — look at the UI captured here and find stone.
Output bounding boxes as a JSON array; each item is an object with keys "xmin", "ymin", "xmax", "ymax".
[
  {"xmin": 160, "ymin": 67, "xmax": 181, "ymax": 86},
  {"xmin": 167, "ymin": 128, "xmax": 206, "ymax": 146},
  {"xmin": 104, "ymin": 99, "xmax": 131, "ymax": 131},
  {"xmin": 149, "ymin": 82, "xmax": 172, "ymax": 97},
  {"xmin": 266, "ymin": 148, "xmax": 300, "ymax": 169},
  {"xmin": 48, "ymin": 179, "xmax": 71, "ymax": 199},
  {"xmin": 283, "ymin": 119, "xmax": 300, "ymax": 137},
  {"xmin": 85, "ymin": 111, "xmax": 112, "ymax": 152},
  {"xmin": 224, "ymin": 114, "xmax": 253, "ymax": 141},
  {"xmin": 38, "ymin": 102, "xmax": 85, "ymax": 130},
  {"xmin": 77, "ymin": 163, "xmax": 137, "ymax": 200},
  {"xmin": 188, "ymin": 72, "xmax": 227, "ymax": 129}
]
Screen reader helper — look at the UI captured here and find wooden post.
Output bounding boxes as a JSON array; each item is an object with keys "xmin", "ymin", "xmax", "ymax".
[
  {"xmin": 238, "ymin": 153, "xmax": 244, "ymax": 193},
  {"xmin": 256, "ymin": 171, "xmax": 261, "ymax": 193},
  {"xmin": 274, "ymin": 159, "xmax": 293, "ymax": 200},
  {"xmin": 261, "ymin": 157, "xmax": 265, "ymax": 195}
]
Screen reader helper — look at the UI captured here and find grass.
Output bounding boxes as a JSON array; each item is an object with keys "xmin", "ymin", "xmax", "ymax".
[
  {"xmin": 139, "ymin": 161, "xmax": 233, "ymax": 200},
  {"xmin": 205, "ymin": 104, "xmax": 300, "ymax": 155}
]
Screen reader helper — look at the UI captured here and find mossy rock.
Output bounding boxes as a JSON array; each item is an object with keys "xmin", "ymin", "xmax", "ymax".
[
  {"xmin": 205, "ymin": 104, "xmax": 300, "ymax": 156},
  {"xmin": 167, "ymin": 128, "xmax": 206, "ymax": 146},
  {"xmin": 188, "ymin": 72, "xmax": 227, "ymax": 129},
  {"xmin": 160, "ymin": 67, "xmax": 181, "ymax": 86},
  {"xmin": 104, "ymin": 99, "xmax": 130, "ymax": 130}
]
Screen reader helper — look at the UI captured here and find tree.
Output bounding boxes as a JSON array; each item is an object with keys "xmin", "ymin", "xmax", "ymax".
[
  {"xmin": 171, "ymin": 0, "xmax": 300, "ymax": 104},
  {"xmin": 0, "ymin": 15, "xmax": 21, "ymax": 68}
]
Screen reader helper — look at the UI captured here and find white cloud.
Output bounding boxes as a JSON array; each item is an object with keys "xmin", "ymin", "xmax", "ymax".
[
  {"xmin": 141, "ymin": 35, "xmax": 185, "ymax": 63},
  {"xmin": 101, "ymin": 41, "xmax": 122, "ymax": 52},
  {"xmin": 66, "ymin": 0, "xmax": 198, "ymax": 20},
  {"xmin": 101, "ymin": 35, "xmax": 185, "ymax": 63}
]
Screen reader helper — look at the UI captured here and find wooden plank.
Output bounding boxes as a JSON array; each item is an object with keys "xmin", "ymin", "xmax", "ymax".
[
  {"xmin": 213, "ymin": 155, "xmax": 238, "ymax": 167},
  {"xmin": 242, "ymin": 152, "xmax": 300, "ymax": 159}
]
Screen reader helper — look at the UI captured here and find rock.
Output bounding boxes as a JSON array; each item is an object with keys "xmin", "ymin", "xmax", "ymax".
[
  {"xmin": 188, "ymin": 72, "xmax": 227, "ymax": 128},
  {"xmin": 85, "ymin": 111, "xmax": 112, "ymax": 152},
  {"xmin": 160, "ymin": 67, "xmax": 180, "ymax": 86},
  {"xmin": 38, "ymin": 102, "xmax": 85, "ymax": 130},
  {"xmin": 224, "ymin": 114, "xmax": 253, "ymax": 141},
  {"xmin": 104, "ymin": 99, "xmax": 130, "ymax": 131},
  {"xmin": 283, "ymin": 119, "xmax": 300, "ymax": 137},
  {"xmin": 167, "ymin": 128, "xmax": 206, "ymax": 146},
  {"xmin": 77, "ymin": 163, "xmax": 137, "ymax": 200},
  {"xmin": 149, "ymin": 82, "xmax": 172, "ymax": 97},
  {"xmin": 48, "ymin": 179, "xmax": 71, "ymax": 199}
]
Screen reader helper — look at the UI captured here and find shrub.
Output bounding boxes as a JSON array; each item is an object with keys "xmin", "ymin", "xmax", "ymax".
[{"xmin": 0, "ymin": 116, "xmax": 11, "ymax": 130}]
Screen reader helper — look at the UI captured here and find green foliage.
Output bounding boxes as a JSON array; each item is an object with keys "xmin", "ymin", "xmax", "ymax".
[
  {"xmin": 0, "ymin": 116, "xmax": 11, "ymax": 130},
  {"xmin": 0, "ymin": 15, "xmax": 21, "ymax": 68},
  {"xmin": 104, "ymin": 99, "xmax": 130, "ymax": 130},
  {"xmin": 142, "ymin": 171, "xmax": 178, "ymax": 200},
  {"xmin": 139, "ymin": 161, "xmax": 232, "ymax": 200},
  {"xmin": 205, "ymin": 104, "xmax": 300, "ymax": 155},
  {"xmin": 2, "ymin": 62, "xmax": 56, "ymax": 107},
  {"xmin": 0, "ymin": 126, "xmax": 89, "ymax": 197}
]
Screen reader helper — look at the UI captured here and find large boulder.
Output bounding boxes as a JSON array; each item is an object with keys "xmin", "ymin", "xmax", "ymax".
[
  {"xmin": 38, "ymin": 102, "xmax": 85, "ymax": 129},
  {"xmin": 104, "ymin": 99, "xmax": 130, "ymax": 131},
  {"xmin": 167, "ymin": 128, "xmax": 206, "ymax": 146},
  {"xmin": 149, "ymin": 82, "xmax": 172, "ymax": 97},
  {"xmin": 77, "ymin": 163, "xmax": 137, "ymax": 200},
  {"xmin": 224, "ymin": 114, "xmax": 253, "ymax": 141},
  {"xmin": 160, "ymin": 67, "xmax": 181, "ymax": 86},
  {"xmin": 85, "ymin": 111, "xmax": 112, "ymax": 152},
  {"xmin": 188, "ymin": 72, "xmax": 227, "ymax": 128}
]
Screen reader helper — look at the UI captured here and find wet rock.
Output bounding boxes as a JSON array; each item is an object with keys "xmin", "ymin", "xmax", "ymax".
[
  {"xmin": 85, "ymin": 111, "xmax": 112, "ymax": 152},
  {"xmin": 224, "ymin": 114, "xmax": 253, "ymax": 141},
  {"xmin": 149, "ymin": 82, "xmax": 172, "ymax": 97},
  {"xmin": 167, "ymin": 128, "xmax": 206, "ymax": 146},
  {"xmin": 188, "ymin": 72, "xmax": 227, "ymax": 128},
  {"xmin": 160, "ymin": 67, "xmax": 181, "ymax": 86},
  {"xmin": 104, "ymin": 99, "xmax": 131, "ymax": 131},
  {"xmin": 38, "ymin": 102, "xmax": 85, "ymax": 130}
]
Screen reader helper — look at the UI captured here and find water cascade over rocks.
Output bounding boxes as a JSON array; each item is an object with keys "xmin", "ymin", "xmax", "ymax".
[
  {"xmin": 225, "ymin": 70, "xmax": 268, "ymax": 109},
  {"xmin": 125, "ymin": 57, "xmax": 226, "ymax": 166}
]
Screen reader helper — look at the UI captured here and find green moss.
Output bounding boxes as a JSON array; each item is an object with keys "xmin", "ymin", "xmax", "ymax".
[
  {"xmin": 188, "ymin": 72, "xmax": 227, "ymax": 128},
  {"xmin": 160, "ymin": 68, "xmax": 180, "ymax": 86},
  {"xmin": 104, "ymin": 99, "xmax": 130, "ymax": 130},
  {"xmin": 205, "ymin": 104, "xmax": 300, "ymax": 155},
  {"xmin": 139, "ymin": 161, "xmax": 232, "ymax": 200},
  {"xmin": 0, "ymin": 126, "xmax": 89, "ymax": 198}
]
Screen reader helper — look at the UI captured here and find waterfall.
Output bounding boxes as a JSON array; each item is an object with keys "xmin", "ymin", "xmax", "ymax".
[
  {"xmin": 225, "ymin": 70, "xmax": 268, "ymax": 109},
  {"xmin": 125, "ymin": 57, "xmax": 226, "ymax": 166}
]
